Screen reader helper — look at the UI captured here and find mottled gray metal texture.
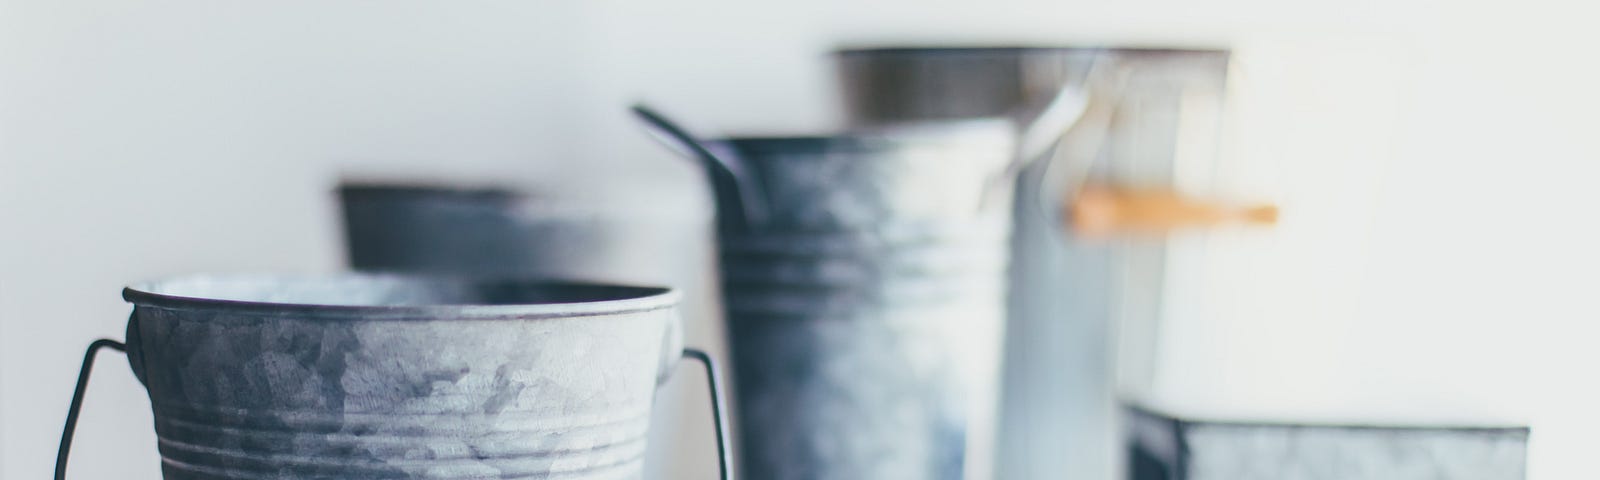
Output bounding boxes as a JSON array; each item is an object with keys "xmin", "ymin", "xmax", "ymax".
[
  {"xmin": 1126, "ymin": 406, "xmax": 1529, "ymax": 480},
  {"xmin": 337, "ymin": 183, "xmax": 724, "ymax": 480},
  {"xmin": 710, "ymin": 123, "xmax": 1014, "ymax": 480},
  {"xmin": 710, "ymin": 121, "xmax": 1016, "ymax": 231},
  {"xmin": 121, "ymin": 274, "xmax": 683, "ymax": 479},
  {"xmin": 835, "ymin": 47, "xmax": 1233, "ymax": 480}
]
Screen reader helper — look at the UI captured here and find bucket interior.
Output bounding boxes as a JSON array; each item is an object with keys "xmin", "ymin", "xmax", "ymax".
[{"xmin": 128, "ymin": 274, "xmax": 670, "ymax": 308}]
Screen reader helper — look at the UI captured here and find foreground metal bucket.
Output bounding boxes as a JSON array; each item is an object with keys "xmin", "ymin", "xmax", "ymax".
[
  {"xmin": 55, "ymin": 274, "xmax": 731, "ymax": 480},
  {"xmin": 337, "ymin": 183, "xmax": 723, "ymax": 480},
  {"xmin": 834, "ymin": 47, "xmax": 1232, "ymax": 480},
  {"xmin": 704, "ymin": 122, "xmax": 1016, "ymax": 480}
]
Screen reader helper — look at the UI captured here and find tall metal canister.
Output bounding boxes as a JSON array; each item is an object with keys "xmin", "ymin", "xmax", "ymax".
[{"xmin": 835, "ymin": 47, "xmax": 1233, "ymax": 480}]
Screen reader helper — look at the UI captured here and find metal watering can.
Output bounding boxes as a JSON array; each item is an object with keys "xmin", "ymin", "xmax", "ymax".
[
  {"xmin": 54, "ymin": 274, "xmax": 732, "ymax": 480},
  {"xmin": 834, "ymin": 47, "xmax": 1241, "ymax": 480},
  {"xmin": 634, "ymin": 107, "xmax": 1018, "ymax": 480}
]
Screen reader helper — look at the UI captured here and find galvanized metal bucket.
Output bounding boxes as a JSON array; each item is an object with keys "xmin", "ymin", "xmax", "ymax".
[
  {"xmin": 338, "ymin": 182, "xmax": 724, "ymax": 480},
  {"xmin": 662, "ymin": 119, "xmax": 1017, "ymax": 479},
  {"xmin": 834, "ymin": 47, "xmax": 1233, "ymax": 480},
  {"xmin": 55, "ymin": 274, "xmax": 732, "ymax": 480}
]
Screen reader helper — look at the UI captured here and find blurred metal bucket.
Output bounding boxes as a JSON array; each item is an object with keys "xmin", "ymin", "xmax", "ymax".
[
  {"xmin": 700, "ymin": 121, "xmax": 1016, "ymax": 480},
  {"xmin": 339, "ymin": 184, "xmax": 711, "ymax": 290},
  {"xmin": 55, "ymin": 274, "xmax": 732, "ymax": 480},
  {"xmin": 336, "ymin": 183, "xmax": 723, "ymax": 480},
  {"xmin": 835, "ymin": 47, "xmax": 1232, "ymax": 480}
]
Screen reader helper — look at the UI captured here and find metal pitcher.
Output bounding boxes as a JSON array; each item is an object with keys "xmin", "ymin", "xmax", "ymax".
[
  {"xmin": 834, "ymin": 47, "xmax": 1233, "ymax": 480},
  {"xmin": 639, "ymin": 110, "xmax": 1018, "ymax": 480},
  {"xmin": 54, "ymin": 274, "xmax": 733, "ymax": 480}
]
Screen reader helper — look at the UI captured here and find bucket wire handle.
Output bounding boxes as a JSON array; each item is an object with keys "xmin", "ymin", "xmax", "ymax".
[
  {"xmin": 1014, "ymin": 50, "xmax": 1108, "ymax": 168},
  {"xmin": 681, "ymin": 348, "xmax": 735, "ymax": 480},
  {"xmin": 984, "ymin": 51, "xmax": 1120, "ymax": 216},
  {"xmin": 55, "ymin": 339, "xmax": 126, "ymax": 480},
  {"xmin": 1023, "ymin": 55, "xmax": 1133, "ymax": 237}
]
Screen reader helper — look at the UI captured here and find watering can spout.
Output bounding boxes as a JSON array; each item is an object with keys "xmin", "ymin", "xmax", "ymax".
[{"xmin": 630, "ymin": 104, "xmax": 768, "ymax": 231}]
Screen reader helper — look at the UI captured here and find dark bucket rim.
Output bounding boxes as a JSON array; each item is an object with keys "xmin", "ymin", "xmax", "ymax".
[
  {"xmin": 710, "ymin": 117, "xmax": 1015, "ymax": 153},
  {"xmin": 338, "ymin": 182, "xmax": 522, "ymax": 201},
  {"xmin": 335, "ymin": 181, "xmax": 706, "ymax": 218},
  {"xmin": 831, "ymin": 45, "xmax": 1231, "ymax": 57},
  {"xmin": 123, "ymin": 273, "xmax": 680, "ymax": 320}
]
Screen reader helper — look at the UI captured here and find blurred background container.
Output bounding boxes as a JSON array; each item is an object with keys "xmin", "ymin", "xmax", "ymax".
[
  {"xmin": 834, "ymin": 45, "xmax": 1240, "ymax": 480},
  {"xmin": 3, "ymin": 0, "xmax": 1599, "ymax": 479}
]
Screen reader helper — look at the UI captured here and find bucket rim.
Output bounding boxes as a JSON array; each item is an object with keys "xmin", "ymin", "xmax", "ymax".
[
  {"xmin": 337, "ymin": 181, "xmax": 708, "ymax": 219},
  {"xmin": 831, "ymin": 45, "xmax": 1231, "ymax": 57},
  {"xmin": 710, "ymin": 118, "xmax": 1015, "ymax": 152},
  {"xmin": 338, "ymin": 182, "xmax": 521, "ymax": 201},
  {"xmin": 123, "ymin": 273, "xmax": 680, "ymax": 320}
]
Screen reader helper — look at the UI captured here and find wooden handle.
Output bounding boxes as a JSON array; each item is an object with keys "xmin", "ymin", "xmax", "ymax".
[{"xmin": 1068, "ymin": 185, "xmax": 1277, "ymax": 236}]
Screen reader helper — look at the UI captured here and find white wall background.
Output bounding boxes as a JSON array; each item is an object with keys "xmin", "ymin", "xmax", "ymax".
[{"xmin": 4, "ymin": 0, "xmax": 1598, "ymax": 479}]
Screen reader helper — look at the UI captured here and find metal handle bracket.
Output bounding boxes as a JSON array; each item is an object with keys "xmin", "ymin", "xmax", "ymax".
[
  {"xmin": 56, "ymin": 339, "xmax": 126, "ymax": 480},
  {"xmin": 682, "ymin": 348, "xmax": 735, "ymax": 480}
]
